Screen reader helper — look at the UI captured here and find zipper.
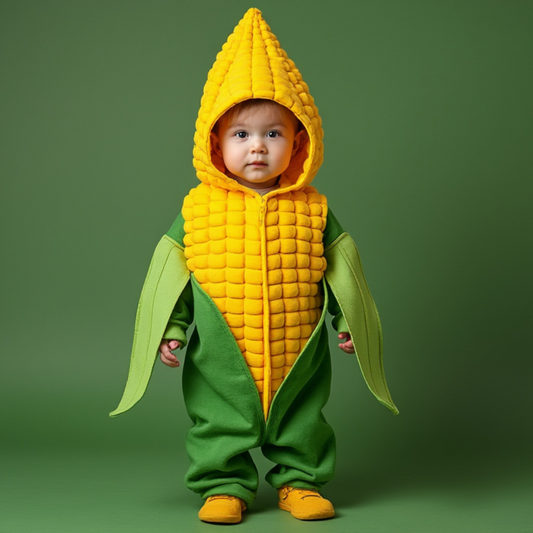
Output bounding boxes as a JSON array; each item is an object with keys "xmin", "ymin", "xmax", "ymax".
[
  {"xmin": 258, "ymin": 195, "xmax": 271, "ymax": 419},
  {"xmin": 259, "ymin": 195, "xmax": 266, "ymax": 224}
]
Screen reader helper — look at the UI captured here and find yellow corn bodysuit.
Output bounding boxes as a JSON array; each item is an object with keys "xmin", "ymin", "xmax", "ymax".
[
  {"xmin": 111, "ymin": 8, "xmax": 397, "ymax": 508},
  {"xmin": 184, "ymin": 7, "xmax": 329, "ymax": 417}
]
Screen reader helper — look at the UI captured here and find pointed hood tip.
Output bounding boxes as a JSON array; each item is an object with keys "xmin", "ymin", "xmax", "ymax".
[
  {"xmin": 239, "ymin": 8, "xmax": 266, "ymax": 30},
  {"xmin": 244, "ymin": 7, "xmax": 262, "ymax": 17}
]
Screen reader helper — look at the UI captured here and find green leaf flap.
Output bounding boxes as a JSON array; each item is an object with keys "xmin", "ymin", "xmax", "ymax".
[
  {"xmin": 109, "ymin": 235, "xmax": 190, "ymax": 417},
  {"xmin": 324, "ymin": 233, "xmax": 398, "ymax": 414}
]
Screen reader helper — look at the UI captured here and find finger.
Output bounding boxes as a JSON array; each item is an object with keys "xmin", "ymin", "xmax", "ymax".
[
  {"xmin": 339, "ymin": 339, "xmax": 354, "ymax": 348},
  {"xmin": 160, "ymin": 352, "xmax": 180, "ymax": 367},
  {"xmin": 160, "ymin": 345, "xmax": 178, "ymax": 362},
  {"xmin": 160, "ymin": 344, "xmax": 172, "ymax": 358},
  {"xmin": 338, "ymin": 340, "xmax": 355, "ymax": 352},
  {"xmin": 339, "ymin": 334, "xmax": 351, "ymax": 345},
  {"xmin": 169, "ymin": 340, "xmax": 180, "ymax": 350},
  {"xmin": 163, "ymin": 360, "xmax": 180, "ymax": 368}
]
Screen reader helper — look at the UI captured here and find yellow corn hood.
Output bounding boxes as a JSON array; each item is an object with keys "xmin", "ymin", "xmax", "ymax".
[{"xmin": 193, "ymin": 8, "xmax": 323, "ymax": 196}]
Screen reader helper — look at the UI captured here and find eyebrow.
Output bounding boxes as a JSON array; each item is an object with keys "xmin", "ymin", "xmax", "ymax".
[{"xmin": 228, "ymin": 122, "xmax": 288, "ymax": 129}]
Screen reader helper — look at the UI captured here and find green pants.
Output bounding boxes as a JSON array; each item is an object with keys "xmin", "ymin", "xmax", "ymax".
[
  {"xmin": 182, "ymin": 277, "xmax": 336, "ymax": 507},
  {"xmin": 110, "ymin": 233, "xmax": 397, "ymax": 506}
]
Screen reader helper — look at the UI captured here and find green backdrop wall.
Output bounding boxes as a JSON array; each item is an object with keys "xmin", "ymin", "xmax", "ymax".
[{"xmin": 2, "ymin": 1, "xmax": 532, "ymax": 532}]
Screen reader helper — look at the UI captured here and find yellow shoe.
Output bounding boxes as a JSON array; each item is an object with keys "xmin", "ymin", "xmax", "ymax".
[
  {"xmin": 198, "ymin": 495, "xmax": 246, "ymax": 524},
  {"xmin": 278, "ymin": 486, "xmax": 335, "ymax": 520}
]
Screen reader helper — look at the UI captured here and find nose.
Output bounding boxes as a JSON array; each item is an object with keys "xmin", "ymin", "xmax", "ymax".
[{"xmin": 250, "ymin": 136, "xmax": 267, "ymax": 153}]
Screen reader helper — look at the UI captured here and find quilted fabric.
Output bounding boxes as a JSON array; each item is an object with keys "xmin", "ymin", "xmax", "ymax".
[
  {"xmin": 182, "ymin": 181, "xmax": 327, "ymax": 407},
  {"xmin": 184, "ymin": 8, "xmax": 327, "ymax": 416},
  {"xmin": 193, "ymin": 7, "xmax": 323, "ymax": 194}
]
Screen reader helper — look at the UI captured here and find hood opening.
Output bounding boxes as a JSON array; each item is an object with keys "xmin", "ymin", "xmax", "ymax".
[{"xmin": 208, "ymin": 98, "xmax": 312, "ymax": 192}]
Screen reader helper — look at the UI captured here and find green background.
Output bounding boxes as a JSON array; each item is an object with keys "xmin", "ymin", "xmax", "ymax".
[{"xmin": 2, "ymin": 1, "xmax": 532, "ymax": 531}]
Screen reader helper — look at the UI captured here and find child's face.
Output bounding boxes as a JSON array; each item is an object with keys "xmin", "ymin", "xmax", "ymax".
[{"xmin": 211, "ymin": 103, "xmax": 303, "ymax": 190}]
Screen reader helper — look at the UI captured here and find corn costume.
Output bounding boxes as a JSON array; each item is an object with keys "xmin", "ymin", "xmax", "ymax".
[{"xmin": 111, "ymin": 8, "xmax": 398, "ymax": 509}]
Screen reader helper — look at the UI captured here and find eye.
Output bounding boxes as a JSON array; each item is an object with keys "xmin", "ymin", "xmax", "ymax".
[
  {"xmin": 267, "ymin": 131, "xmax": 281, "ymax": 138},
  {"xmin": 234, "ymin": 131, "xmax": 247, "ymax": 139}
]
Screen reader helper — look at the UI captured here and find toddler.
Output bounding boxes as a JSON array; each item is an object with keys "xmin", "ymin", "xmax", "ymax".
[{"xmin": 111, "ymin": 8, "xmax": 397, "ymax": 524}]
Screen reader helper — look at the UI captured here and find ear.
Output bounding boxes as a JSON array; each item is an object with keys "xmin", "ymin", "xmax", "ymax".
[
  {"xmin": 210, "ymin": 131, "xmax": 223, "ymax": 159},
  {"xmin": 292, "ymin": 129, "xmax": 305, "ymax": 156}
]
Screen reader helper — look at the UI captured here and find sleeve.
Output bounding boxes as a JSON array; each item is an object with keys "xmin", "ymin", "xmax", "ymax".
[
  {"xmin": 326, "ymin": 280, "xmax": 349, "ymax": 334},
  {"xmin": 166, "ymin": 211, "xmax": 186, "ymax": 247},
  {"xmin": 161, "ymin": 210, "xmax": 194, "ymax": 345},
  {"xmin": 322, "ymin": 207, "xmax": 344, "ymax": 248},
  {"xmin": 323, "ymin": 208, "xmax": 349, "ymax": 333},
  {"xmin": 162, "ymin": 279, "xmax": 194, "ymax": 346}
]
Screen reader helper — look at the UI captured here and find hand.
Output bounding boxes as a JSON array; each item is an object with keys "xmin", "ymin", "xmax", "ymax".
[
  {"xmin": 338, "ymin": 332, "xmax": 355, "ymax": 354},
  {"xmin": 159, "ymin": 339, "xmax": 181, "ymax": 368}
]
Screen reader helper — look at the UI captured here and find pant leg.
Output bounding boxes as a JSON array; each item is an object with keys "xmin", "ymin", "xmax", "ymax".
[
  {"xmin": 182, "ymin": 327, "xmax": 265, "ymax": 507},
  {"xmin": 261, "ymin": 324, "xmax": 336, "ymax": 490},
  {"xmin": 185, "ymin": 434, "xmax": 259, "ymax": 506}
]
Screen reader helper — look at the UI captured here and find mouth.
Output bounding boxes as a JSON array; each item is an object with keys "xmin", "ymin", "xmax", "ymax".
[{"xmin": 247, "ymin": 161, "xmax": 267, "ymax": 166}]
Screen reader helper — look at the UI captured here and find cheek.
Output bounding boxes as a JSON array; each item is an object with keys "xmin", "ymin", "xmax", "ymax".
[
  {"xmin": 226, "ymin": 146, "xmax": 246, "ymax": 164},
  {"xmin": 219, "ymin": 142, "xmax": 237, "ymax": 161},
  {"xmin": 221, "ymin": 146, "xmax": 247, "ymax": 173},
  {"xmin": 277, "ymin": 145, "xmax": 294, "ymax": 167}
]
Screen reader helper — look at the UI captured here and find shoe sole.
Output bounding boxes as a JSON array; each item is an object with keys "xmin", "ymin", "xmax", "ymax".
[{"xmin": 199, "ymin": 515, "xmax": 242, "ymax": 524}]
